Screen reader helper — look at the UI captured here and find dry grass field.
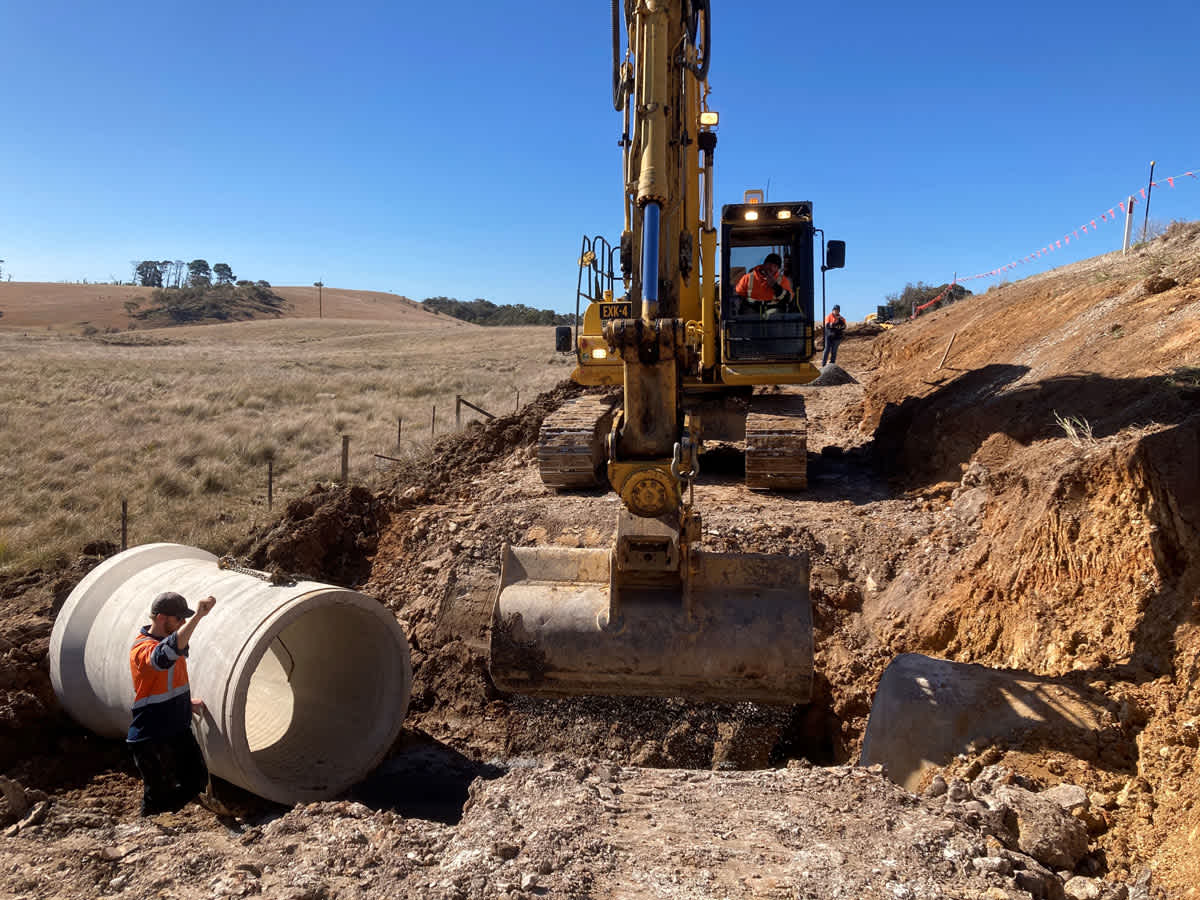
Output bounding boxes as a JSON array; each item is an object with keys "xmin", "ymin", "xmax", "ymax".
[{"xmin": 0, "ymin": 314, "xmax": 571, "ymax": 572}]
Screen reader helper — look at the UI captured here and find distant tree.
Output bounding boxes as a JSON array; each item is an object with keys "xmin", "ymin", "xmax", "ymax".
[
  {"xmin": 188, "ymin": 259, "xmax": 212, "ymax": 287},
  {"xmin": 255, "ymin": 279, "xmax": 271, "ymax": 288},
  {"xmin": 882, "ymin": 281, "xmax": 972, "ymax": 319},
  {"xmin": 0, "ymin": 259, "xmax": 5, "ymax": 280},
  {"xmin": 420, "ymin": 295, "xmax": 577, "ymax": 326},
  {"xmin": 213, "ymin": 263, "xmax": 235, "ymax": 285},
  {"xmin": 135, "ymin": 260, "xmax": 164, "ymax": 287},
  {"xmin": 171, "ymin": 260, "xmax": 185, "ymax": 288}
]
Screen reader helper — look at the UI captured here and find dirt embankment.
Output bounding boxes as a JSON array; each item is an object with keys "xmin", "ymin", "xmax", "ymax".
[{"xmin": 0, "ymin": 225, "xmax": 1198, "ymax": 897}]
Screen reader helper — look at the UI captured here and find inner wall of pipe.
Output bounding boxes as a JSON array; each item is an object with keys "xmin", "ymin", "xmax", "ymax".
[{"xmin": 241, "ymin": 602, "xmax": 407, "ymax": 795}]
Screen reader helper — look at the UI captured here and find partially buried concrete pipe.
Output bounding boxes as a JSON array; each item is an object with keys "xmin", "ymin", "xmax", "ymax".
[{"xmin": 50, "ymin": 543, "xmax": 412, "ymax": 805}]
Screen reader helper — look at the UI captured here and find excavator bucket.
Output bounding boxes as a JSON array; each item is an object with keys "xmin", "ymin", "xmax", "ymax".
[{"xmin": 489, "ymin": 544, "xmax": 813, "ymax": 705}]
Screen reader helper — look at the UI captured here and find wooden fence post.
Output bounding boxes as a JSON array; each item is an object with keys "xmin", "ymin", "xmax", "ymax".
[
  {"xmin": 515, "ymin": 389, "xmax": 520, "ymax": 412},
  {"xmin": 268, "ymin": 460, "xmax": 273, "ymax": 510},
  {"xmin": 121, "ymin": 499, "xmax": 127, "ymax": 551},
  {"xmin": 397, "ymin": 417, "xmax": 402, "ymax": 447},
  {"xmin": 341, "ymin": 435, "xmax": 350, "ymax": 483},
  {"xmin": 431, "ymin": 405, "xmax": 436, "ymax": 435},
  {"xmin": 937, "ymin": 331, "xmax": 958, "ymax": 370},
  {"xmin": 456, "ymin": 394, "xmax": 462, "ymax": 428}
]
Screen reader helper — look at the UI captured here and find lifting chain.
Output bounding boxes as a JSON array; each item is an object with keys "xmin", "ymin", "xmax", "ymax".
[{"xmin": 217, "ymin": 555, "xmax": 297, "ymax": 586}]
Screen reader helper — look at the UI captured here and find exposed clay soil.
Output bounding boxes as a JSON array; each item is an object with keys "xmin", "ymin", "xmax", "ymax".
[{"xmin": 1, "ymin": 225, "xmax": 1199, "ymax": 898}]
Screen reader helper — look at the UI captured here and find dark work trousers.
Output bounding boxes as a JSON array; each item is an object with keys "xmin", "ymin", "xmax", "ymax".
[
  {"xmin": 130, "ymin": 729, "xmax": 209, "ymax": 815},
  {"xmin": 822, "ymin": 334, "xmax": 843, "ymax": 365}
]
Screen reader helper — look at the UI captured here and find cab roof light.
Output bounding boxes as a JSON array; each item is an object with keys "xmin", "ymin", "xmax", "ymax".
[{"xmin": 699, "ymin": 111, "xmax": 719, "ymax": 127}]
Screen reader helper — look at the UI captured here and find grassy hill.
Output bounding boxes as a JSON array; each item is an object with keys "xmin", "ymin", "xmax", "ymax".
[{"xmin": 0, "ymin": 282, "xmax": 451, "ymax": 332}]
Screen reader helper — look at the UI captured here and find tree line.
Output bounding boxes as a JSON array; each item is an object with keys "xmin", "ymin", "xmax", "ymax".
[
  {"xmin": 132, "ymin": 259, "xmax": 239, "ymax": 289},
  {"xmin": 421, "ymin": 296, "xmax": 578, "ymax": 326}
]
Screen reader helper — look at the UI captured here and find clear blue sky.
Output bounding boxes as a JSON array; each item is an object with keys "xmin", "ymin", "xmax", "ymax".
[{"xmin": 3, "ymin": 0, "xmax": 1198, "ymax": 321}]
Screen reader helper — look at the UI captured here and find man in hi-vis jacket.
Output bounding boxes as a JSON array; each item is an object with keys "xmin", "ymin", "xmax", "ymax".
[{"xmin": 127, "ymin": 590, "xmax": 215, "ymax": 816}]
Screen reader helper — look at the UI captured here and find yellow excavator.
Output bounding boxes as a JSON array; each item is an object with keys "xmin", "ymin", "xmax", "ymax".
[{"xmin": 490, "ymin": 0, "xmax": 845, "ymax": 705}]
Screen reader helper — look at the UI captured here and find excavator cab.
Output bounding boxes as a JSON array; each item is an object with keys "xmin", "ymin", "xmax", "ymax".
[{"xmin": 721, "ymin": 201, "xmax": 820, "ymax": 362}]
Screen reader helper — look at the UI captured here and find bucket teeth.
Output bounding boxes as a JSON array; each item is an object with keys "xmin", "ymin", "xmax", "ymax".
[{"xmin": 537, "ymin": 396, "xmax": 617, "ymax": 489}]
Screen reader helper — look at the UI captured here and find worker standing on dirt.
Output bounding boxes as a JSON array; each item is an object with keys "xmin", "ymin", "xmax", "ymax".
[
  {"xmin": 127, "ymin": 591, "xmax": 215, "ymax": 816},
  {"xmin": 822, "ymin": 304, "xmax": 847, "ymax": 365},
  {"xmin": 735, "ymin": 252, "xmax": 793, "ymax": 315}
]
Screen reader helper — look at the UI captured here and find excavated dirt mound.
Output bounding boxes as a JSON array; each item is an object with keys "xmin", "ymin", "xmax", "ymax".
[{"xmin": 2, "ymin": 226, "xmax": 1199, "ymax": 898}]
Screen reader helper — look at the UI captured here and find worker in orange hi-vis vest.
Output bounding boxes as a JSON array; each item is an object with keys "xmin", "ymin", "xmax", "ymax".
[
  {"xmin": 734, "ymin": 252, "xmax": 793, "ymax": 315},
  {"xmin": 128, "ymin": 591, "xmax": 216, "ymax": 816},
  {"xmin": 822, "ymin": 304, "xmax": 847, "ymax": 365}
]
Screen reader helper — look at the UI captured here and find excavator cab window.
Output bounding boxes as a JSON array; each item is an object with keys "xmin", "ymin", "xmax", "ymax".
[{"xmin": 719, "ymin": 206, "xmax": 817, "ymax": 363}]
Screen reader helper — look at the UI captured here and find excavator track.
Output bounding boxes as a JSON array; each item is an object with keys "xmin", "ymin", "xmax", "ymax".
[
  {"xmin": 537, "ymin": 395, "xmax": 617, "ymax": 489},
  {"xmin": 745, "ymin": 395, "xmax": 808, "ymax": 491}
]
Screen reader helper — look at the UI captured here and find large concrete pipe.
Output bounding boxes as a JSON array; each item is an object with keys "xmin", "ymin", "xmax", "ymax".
[{"xmin": 50, "ymin": 543, "xmax": 412, "ymax": 805}]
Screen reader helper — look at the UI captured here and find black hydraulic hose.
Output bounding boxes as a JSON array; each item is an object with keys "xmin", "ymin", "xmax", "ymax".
[
  {"xmin": 687, "ymin": 0, "xmax": 711, "ymax": 81},
  {"xmin": 612, "ymin": 0, "xmax": 623, "ymax": 110},
  {"xmin": 696, "ymin": 0, "xmax": 711, "ymax": 80}
]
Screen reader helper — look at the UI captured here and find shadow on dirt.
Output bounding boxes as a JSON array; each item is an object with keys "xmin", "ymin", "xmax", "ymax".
[
  {"xmin": 699, "ymin": 444, "xmax": 893, "ymax": 505},
  {"xmin": 351, "ymin": 731, "xmax": 504, "ymax": 824},
  {"xmin": 872, "ymin": 364, "xmax": 1200, "ymax": 487}
]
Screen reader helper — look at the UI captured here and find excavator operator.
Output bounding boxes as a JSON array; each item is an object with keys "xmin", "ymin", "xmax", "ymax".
[{"xmin": 735, "ymin": 252, "xmax": 793, "ymax": 316}]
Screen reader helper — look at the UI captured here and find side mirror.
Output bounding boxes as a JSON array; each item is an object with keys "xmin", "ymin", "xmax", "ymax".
[
  {"xmin": 555, "ymin": 325, "xmax": 574, "ymax": 353},
  {"xmin": 825, "ymin": 240, "xmax": 846, "ymax": 270}
]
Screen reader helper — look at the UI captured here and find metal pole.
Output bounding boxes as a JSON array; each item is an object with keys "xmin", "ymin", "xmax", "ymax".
[
  {"xmin": 456, "ymin": 395, "xmax": 462, "ymax": 428},
  {"xmin": 121, "ymin": 499, "xmax": 128, "ymax": 551},
  {"xmin": 515, "ymin": 389, "xmax": 520, "ymax": 412},
  {"xmin": 431, "ymin": 405, "xmax": 436, "ymax": 435},
  {"xmin": 1141, "ymin": 160, "xmax": 1156, "ymax": 242},
  {"xmin": 341, "ymin": 435, "xmax": 350, "ymax": 483},
  {"xmin": 397, "ymin": 417, "xmax": 402, "ymax": 447},
  {"xmin": 1123, "ymin": 196, "xmax": 1136, "ymax": 254},
  {"xmin": 268, "ymin": 460, "xmax": 273, "ymax": 510}
]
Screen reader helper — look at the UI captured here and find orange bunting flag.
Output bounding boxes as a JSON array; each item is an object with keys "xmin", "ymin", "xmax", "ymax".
[
  {"xmin": 1119, "ymin": 201, "xmax": 1126, "ymax": 214},
  {"xmin": 1101, "ymin": 213, "xmax": 1107, "ymax": 221},
  {"xmin": 1082, "ymin": 225, "xmax": 1087, "ymax": 233},
  {"xmin": 1187, "ymin": 172, "xmax": 1197, "ymax": 178},
  {"xmin": 1168, "ymin": 177, "xmax": 1175, "ymax": 188},
  {"xmin": 1109, "ymin": 208, "xmax": 1116, "ymax": 218},
  {"xmin": 1140, "ymin": 188, "xmax": 1146, "ymax": 199},
  {"xmin": 1074, "ymin": 230, "xmax": 1080, "ymax": 239},
  {"xmin": 1091, "ymin": 219, "xmax": 1097, "ymax": 228},
  {"xmin": 1064, "ymin": 235, "xmax": 1070, "ymax": 245},
  {"xmin": 1056, "ymin": 240, "xmax": 1062, "ymax": 248}
]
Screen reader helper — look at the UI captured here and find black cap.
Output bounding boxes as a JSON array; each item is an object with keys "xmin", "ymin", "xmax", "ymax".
[{"xmin": 151, "ymin": 591, "xmax": 195, "ymax": 618}]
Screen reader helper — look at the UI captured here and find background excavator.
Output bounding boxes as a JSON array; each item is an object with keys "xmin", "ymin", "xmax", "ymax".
[{"xmin": 490, "ymin": 0, "xmax": 845, "ymax": 706}]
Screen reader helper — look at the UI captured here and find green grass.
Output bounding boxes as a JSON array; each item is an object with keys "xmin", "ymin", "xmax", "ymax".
[{"xmin": 0, "ymin": 319, "xmax": 573, "ymax": 572}]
